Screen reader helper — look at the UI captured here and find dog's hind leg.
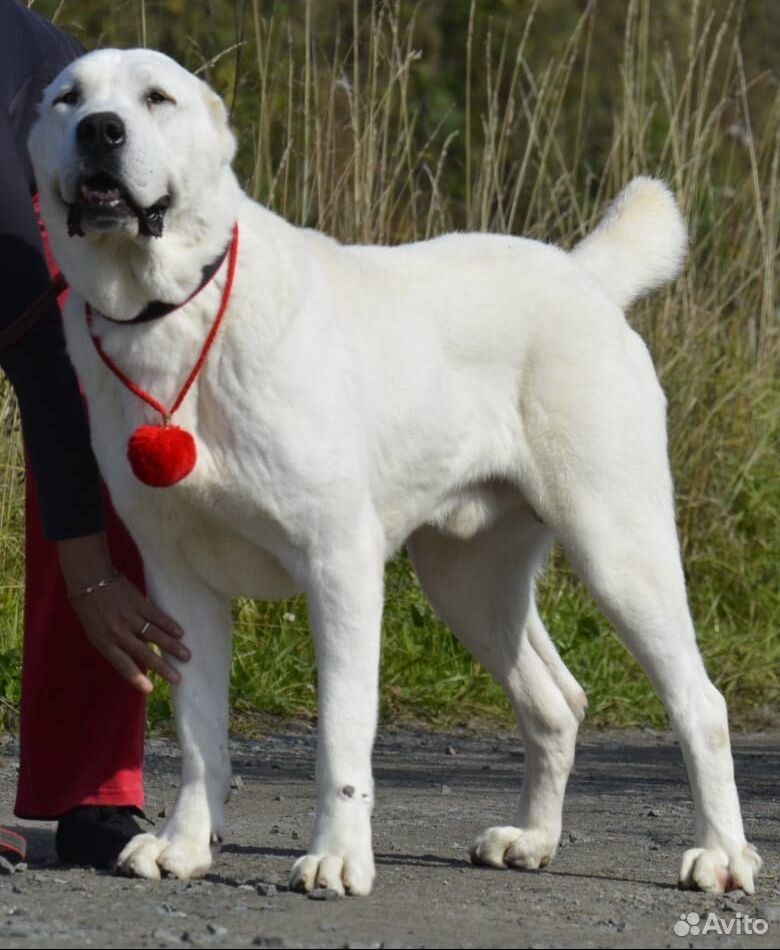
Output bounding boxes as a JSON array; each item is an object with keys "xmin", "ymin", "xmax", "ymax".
[
  {"xmin": 525, "ymin": 333, "xmax": 761, "ymax": 894},
  {"xmin": 407, "ymin": 505, "xmax": 585, "ymax": 871},
  {"xmin": 526, "ymin": 601, "xmax": 588, "ymax": 725},
  {"xmin": 117, "ymin": 555, "xmax": 232, "ymax": 880},
  {"xmin": 549, "ymin": 492, "xmax": 761, "ymax": 892}
]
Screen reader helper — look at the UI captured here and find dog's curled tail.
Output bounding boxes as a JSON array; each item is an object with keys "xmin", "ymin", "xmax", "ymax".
[{"xmin": 570, "ymin": 177, "xmax": 687, "ymax": 310}]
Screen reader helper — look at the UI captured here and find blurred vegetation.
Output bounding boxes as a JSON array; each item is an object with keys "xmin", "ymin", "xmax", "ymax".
[
  {"xmin": 0, "ymin": 0, "xmax": 777, "ymax": 733},
  {"xmin": 29, "ymin": 0, "xmax": 780, "ymax": 224}
]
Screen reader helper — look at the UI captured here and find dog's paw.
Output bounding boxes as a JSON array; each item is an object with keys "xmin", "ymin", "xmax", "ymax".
[
  {"xmin": 116, "ymin": 832, "xmax": 213, "ymax": 880},
  {"xmin": 470, "ymin": 825, "xmax": 558, "ymax": 870},
  {"xmin": 679, "ymin": 843, "xmax": 762, "ymax": 895},
  {"xmin": 289, "ymin": 850, "xmax": 375, "ymax": 896}
]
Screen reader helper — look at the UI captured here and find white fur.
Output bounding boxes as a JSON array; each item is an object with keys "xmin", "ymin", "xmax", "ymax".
[
  {"xmin": 29, "ymin": 49, "xmax": 760, "ymax": 896},
  {"xmin": 571, "ymin": 176, "xmax": 688, "ymax": 309}
]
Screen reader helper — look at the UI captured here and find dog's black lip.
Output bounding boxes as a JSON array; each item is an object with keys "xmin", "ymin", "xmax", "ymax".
[
  {"xmin": 65, "ymin": 174, "xmax": 172, "ymax": 238},
  {"xmin": 74, "ymin": 171, "xmax": 138, "ymax": 213}
]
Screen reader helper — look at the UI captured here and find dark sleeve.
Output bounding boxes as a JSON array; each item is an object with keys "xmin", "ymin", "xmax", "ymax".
[{"xmin": 0, "ymin": 109, "xmax": 104, "ymax": 541}]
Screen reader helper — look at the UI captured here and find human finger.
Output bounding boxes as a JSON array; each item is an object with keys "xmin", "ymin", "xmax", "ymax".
[{"xmin": 136, "ymin": 617, "xmax": 191, "ymax": 663}]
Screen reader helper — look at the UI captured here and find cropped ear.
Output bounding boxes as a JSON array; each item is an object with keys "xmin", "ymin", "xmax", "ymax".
[{"xmin": 199, "ymin": 81, "xmax": 237, "ymax": 166}]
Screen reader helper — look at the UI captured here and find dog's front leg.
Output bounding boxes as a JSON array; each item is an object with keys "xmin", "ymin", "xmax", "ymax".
[
  {"xmin": 290, "ymin": 534, "xmax": 384, "ymax": 896},
  {"xmin": 117, "ymin": 554, "xmax": 232, "ymax": 880}
]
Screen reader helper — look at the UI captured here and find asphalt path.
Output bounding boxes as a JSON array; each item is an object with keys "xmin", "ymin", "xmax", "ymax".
[{"xmin": 0, "ymin": 726, "xmax": 777, "ymax": 948}]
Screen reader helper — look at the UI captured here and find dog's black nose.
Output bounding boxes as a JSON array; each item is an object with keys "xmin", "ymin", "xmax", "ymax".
[{"xmin": 77, "ymin": 112, "xmax": 126, "ymax": 153}]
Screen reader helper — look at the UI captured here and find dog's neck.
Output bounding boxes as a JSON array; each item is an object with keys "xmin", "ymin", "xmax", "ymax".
[
  {"xmin": 59, "ymin": 173, "xmax": 243, "ymax": 321},
  {"xmin": 93, "ymin": 235, "xmax": 234, "ymax": 325}
]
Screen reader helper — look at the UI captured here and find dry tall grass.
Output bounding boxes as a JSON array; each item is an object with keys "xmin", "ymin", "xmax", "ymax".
[{"xmin": 2, "ymin": 0, "xmax": 777, "ymax": 728}]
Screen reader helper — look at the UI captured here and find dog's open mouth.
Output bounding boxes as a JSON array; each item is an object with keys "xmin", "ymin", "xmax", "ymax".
[{"xmin": 67, "ymin": 172, "xmax": 171, "ymax": 239}]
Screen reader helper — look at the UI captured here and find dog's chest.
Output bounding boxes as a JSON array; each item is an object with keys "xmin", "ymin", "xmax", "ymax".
[{"xmin": 177, "ymin": 515, "xmax": 299, "ymax": 600}]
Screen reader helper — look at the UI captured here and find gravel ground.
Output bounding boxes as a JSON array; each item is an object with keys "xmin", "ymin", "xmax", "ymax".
[{"xmin": 0, "ymin": 725, "xmax": 777, "ymax": 949}]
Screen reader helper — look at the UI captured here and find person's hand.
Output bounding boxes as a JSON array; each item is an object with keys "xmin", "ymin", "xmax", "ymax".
[
  {"xmin": 56, "ymin": 530, "xmax": 189, "ymax": 693},
  {"xmin": 69, "ymin": 572, "xmax": 190, "ymax": 693}
]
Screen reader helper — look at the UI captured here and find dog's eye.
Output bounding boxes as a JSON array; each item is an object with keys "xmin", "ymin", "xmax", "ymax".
[
  {"xmin": 54, "ymin": 88, "xmax": 81, "ymax": 107},
  {"xmin": 146, "ymin": 89, "xmax": 173, "ymax": 107}
]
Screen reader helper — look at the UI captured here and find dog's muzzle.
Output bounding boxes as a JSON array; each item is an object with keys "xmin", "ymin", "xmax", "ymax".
[{"xmin": 66, "ymin": 111, "xmax": 170, "ymax": 239}]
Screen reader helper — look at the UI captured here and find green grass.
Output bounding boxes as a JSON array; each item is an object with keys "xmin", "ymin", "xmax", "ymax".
[{"xmin": 1, "ymin": 0, "xmax": 777, "ymax": 733}]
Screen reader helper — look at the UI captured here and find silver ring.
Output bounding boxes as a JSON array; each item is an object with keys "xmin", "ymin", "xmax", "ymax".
[{"xmin": 140, "ymin": 620, "xmax": 152, "ymax": 637}]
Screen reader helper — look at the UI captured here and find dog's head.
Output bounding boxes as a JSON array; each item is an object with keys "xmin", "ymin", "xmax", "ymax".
[{"xmin": 29, "ymin": 49, "xmax": 241, "ymax": 316}]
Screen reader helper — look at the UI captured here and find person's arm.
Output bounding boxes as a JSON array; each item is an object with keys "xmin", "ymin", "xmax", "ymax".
[
  {"xmin": 0, "ymin": 103, "xmax": 189, "ymax": 689},
  {"xmin": 58, "ymin": 532, "xmax": 190, "ymax": 693}
]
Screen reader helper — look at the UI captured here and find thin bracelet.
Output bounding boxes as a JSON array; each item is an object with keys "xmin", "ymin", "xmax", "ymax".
[{"xmin": 68, "ymin": 570, "xmax": 123, "ymax": 602}]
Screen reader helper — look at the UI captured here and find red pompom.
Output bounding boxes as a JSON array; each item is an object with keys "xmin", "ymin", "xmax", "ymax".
[{"xmin": 127, "ymin": 424, "xmax": 197, "ymax": 487}]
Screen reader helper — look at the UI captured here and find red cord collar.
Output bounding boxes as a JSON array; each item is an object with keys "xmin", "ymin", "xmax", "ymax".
[{"xmin": 86, "ymin": 222, "xmax": 239, "ymax": 487}]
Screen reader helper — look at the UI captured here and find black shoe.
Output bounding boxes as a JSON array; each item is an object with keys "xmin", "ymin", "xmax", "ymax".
[{"xmin": 55, "ymin": 805, "xmax": 146, "ymax": 869}]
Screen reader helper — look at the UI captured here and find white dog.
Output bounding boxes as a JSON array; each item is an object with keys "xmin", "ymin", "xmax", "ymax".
[{"xmin": 29, "ymin": 48, "xmax": 761, "ymax": 896}]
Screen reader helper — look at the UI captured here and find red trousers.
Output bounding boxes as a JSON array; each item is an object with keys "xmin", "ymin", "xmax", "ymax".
[
  {"xmin": 14, "ymin": 474, "xmax": 147, "ymax": 819},
  {"xmin": 14, "ymin": 197, "xmax": 146, "ymax": 819}
]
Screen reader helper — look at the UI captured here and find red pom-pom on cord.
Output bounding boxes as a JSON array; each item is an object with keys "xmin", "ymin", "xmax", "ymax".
[{"xmin": 127, "ymin": 424, "xmax": 196, "ymax": 487}]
